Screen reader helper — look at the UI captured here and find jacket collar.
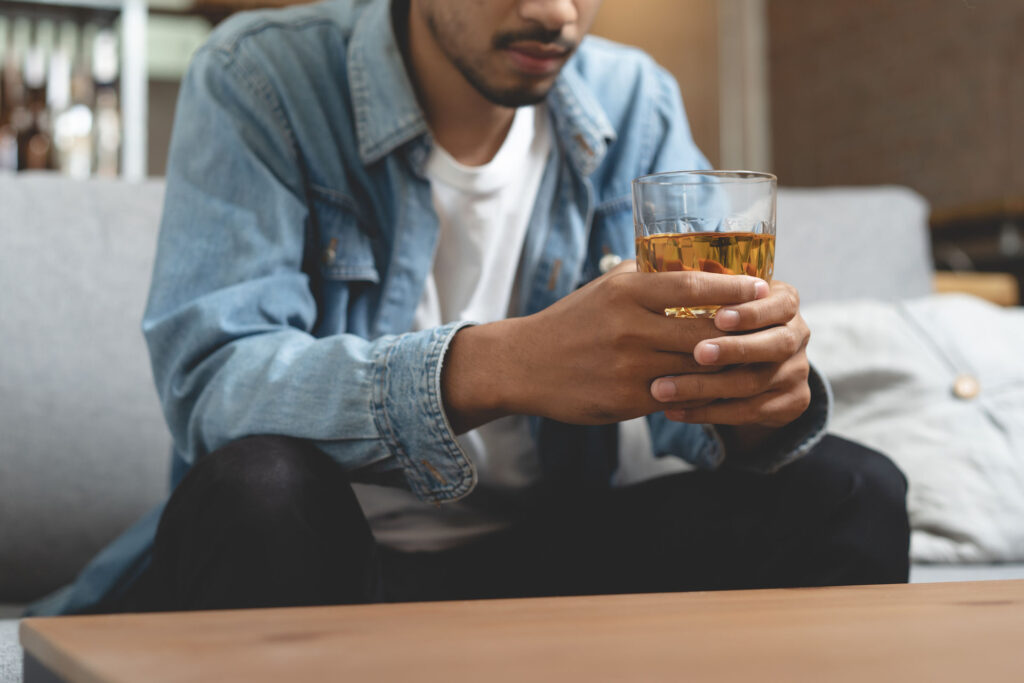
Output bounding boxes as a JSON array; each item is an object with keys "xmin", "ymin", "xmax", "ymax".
[
  {"xmin": 546, "ymin": 61, "xmax": 616, "ymax": 177},
  {"xmin": 347, "ymin": 0, "xmax": 616, "ymax": 174},
  {"xmin": 347, "ymin": 0, "xmax": 429, "ymax": 165}
]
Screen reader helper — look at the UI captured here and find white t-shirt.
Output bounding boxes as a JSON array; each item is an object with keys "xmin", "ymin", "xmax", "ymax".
[{"xmin": 352, "ymin": 104, "xmax": 691, "ymax": 552}]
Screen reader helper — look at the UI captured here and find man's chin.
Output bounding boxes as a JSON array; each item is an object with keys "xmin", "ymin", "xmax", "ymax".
[{"xmin": 477, "ymin": 81, "xmax": 555, "ymax": 107}]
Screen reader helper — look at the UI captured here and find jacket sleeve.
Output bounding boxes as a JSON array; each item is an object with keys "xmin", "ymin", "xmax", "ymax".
[
  {"xmin": 641, "ymin": 64, "xmax": 832, "ymax": 473},
  {"xmin": 143, "ymin": 47, "xmax": 476, "ymax": 503}
]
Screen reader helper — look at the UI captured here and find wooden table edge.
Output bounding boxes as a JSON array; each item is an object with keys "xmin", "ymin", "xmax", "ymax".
[
  {"xmin": 19, "ymin": 580, "xmax": 1024, "ymax": 683},
  {"xmin": 20, "ymin": 619, "xmax": 108, "ymax": 683}
]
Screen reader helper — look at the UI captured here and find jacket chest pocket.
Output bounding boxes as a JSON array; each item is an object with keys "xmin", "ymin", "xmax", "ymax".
[
  {"xmin": 313, "ymin": 196, "xmax": 380, "ymax": 285},
  {"xmin": 310, "ymin": 195, "xmax": 381, "ymax": 335}
]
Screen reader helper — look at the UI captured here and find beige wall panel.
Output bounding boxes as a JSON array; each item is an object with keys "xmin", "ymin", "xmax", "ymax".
[{"xmin": 591, "ymin": 0, "xmax": 721, "ymax": 168}]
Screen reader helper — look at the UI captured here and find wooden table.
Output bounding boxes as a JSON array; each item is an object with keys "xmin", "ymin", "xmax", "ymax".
[{"xmin": 21, "ymin": 580, "xmax": 1024, "ymax": 682}]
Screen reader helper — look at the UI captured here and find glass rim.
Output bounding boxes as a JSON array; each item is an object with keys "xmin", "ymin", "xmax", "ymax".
[{"xmin": 633, "ymin": 170, "xmax": 777, "ymax": 186}]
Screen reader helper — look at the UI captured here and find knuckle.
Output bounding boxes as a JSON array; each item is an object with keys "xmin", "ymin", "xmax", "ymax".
[
  {"xmin": 734, "ymin": 340, "xmax": 750, "ymax": 363},
  {"xmin": 795, "ymin": 359, "xmax": 811, "ymax": 382},
  {"xmin": 605, "ymin": 273, "xmax": 633, "ymax": 302},
  {"xmin": 691, "ymin": 375, "xmax": 708, "ymax": 398},
  {"xmin": 742, "ymin": 371, "xmax": 763, "ymax": 396},
  {"xmin": 786, "ymin": 287, "xmax": 800, "ymax": 312},
  {"xmin": 686, "ymin": 273, "xmax": 713, "ymax": 301},
  {"xmin": 792, "ymin": 385, "xmax": 812, "ymax": 414},
  {"xmin": 744, "ymin": 305, "xmax": 764, "ymax": 328},
  {"xmin": 782, "ymin": 327, "xmax": 801, "ymax": 355}
]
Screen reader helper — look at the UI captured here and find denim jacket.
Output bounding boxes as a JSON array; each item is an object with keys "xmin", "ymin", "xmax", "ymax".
[{"xmin": 29, "ymin": 0, "xmax": 830, "ymax": 616}]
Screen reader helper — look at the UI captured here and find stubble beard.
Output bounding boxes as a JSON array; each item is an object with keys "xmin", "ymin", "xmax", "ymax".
[{"xmin": 425, "ymin": 13, "xmax": 568, "ymax": 108}]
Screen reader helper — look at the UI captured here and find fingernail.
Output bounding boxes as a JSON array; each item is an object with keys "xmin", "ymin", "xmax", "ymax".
[
  {"xmin": 666, "ymin": 409, "xmax": 686, "ymax": 422},
  {"xmin": 754, "ymin": 280, "xmax": 769, "ymax": 298},
  {"xmin": 716, "ymin": 310, "xmax": 739, "ymax": 329},
  {"xmin": 696, "ymin": 342, "xmax": 720, "ymax": 364},
  {"xmin": 652, "ymin": 379, "xmax": 677, "ymax": 401}
]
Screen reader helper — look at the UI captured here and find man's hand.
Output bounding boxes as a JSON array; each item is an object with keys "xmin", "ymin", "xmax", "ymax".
[
  {"xmin": 649, "ymin": 280, "xmax": 811, "ymax": 429},
  {"xmin": 441, "ymin": 263, "xmax": 769, "ymax": 433}
]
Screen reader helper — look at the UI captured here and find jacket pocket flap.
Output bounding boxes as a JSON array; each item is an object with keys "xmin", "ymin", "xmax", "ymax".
[{"xmin": 313, "ymin": 194, "xmax": 380, "ymax": 284}]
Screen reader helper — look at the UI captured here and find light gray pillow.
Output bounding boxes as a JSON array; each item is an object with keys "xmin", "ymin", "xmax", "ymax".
[{"xmin": 804, "ymin": 294, "xmax": 1024, "ymax": 562}]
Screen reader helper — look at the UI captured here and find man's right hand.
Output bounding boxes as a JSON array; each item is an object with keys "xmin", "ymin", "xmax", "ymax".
[{"xmin": 441, "ymin": 265, "xmax": 768, "ymax": 433}]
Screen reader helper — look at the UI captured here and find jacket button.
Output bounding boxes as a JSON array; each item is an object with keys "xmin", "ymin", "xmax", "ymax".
[
  {"xmin": 323, "ymin": 237, "xmax": 338, "ymax": 265},
  {"xmin": 952, "ymin": 374, "xmax": 980, "ymax": 400},
  {"xmin": 599, "ymin": 253, "xmax": 623, "ymax": 274}
]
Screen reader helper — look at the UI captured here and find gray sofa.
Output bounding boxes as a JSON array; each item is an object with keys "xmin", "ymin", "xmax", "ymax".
[{"xmin": 1, "ymin": 174, "xmax": 1021, "ymax": 682}]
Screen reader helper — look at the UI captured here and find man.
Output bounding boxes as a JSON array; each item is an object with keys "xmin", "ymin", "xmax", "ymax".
[{"xmin": 32, "ymin": 0, "xmax": 908, "ymax": 615}]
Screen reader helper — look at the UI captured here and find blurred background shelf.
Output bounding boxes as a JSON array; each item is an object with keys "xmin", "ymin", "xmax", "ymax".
[
  {"xmin": 1, "ymin": 0, "xmax": 149, "ymax": 178},
  {"xmin": 1, "ymin": 0, "xmax": 213, "ymax": 179}
]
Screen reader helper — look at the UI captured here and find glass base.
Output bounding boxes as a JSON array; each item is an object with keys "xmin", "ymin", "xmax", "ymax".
[{"xmin": 665, "ymin": 305, "xmax": 720, "ymax": 319}]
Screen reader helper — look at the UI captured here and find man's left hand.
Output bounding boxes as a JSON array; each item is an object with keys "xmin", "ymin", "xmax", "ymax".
[{"xmin": 649, "ymin": 280, "xmax": 811, "ymax": 429}]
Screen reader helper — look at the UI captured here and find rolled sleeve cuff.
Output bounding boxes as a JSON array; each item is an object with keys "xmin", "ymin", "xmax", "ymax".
[
  {"xmin": 712, "ymin": 361, "xmax": 834, "ymax": 474},
  {"xmin": 371, "ymin": 321, "xmax": 479, "ymax": 503}
]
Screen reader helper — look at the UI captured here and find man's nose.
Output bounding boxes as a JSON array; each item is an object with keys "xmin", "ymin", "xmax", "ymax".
[{"xmin": 517, "ymin": 0, "xmax": 578, "ymax": 32}]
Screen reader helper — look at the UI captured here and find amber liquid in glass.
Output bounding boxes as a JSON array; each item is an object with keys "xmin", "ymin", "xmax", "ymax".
[{"xmin": 635, "ymin": 231, "xmax": 775, "ymax": 318}]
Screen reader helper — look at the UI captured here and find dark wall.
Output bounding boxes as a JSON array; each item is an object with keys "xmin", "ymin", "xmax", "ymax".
[{"xmin": 768, "ymin": 0, "xmax": 1024, "ymax": 212}]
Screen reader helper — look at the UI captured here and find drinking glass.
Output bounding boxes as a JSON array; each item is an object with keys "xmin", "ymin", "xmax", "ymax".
[{"xmin": 632, "ymin": 170, "xmax": 777, "ymax": 318}]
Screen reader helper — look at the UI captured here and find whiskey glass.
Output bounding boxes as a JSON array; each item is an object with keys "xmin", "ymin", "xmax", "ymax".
[{"xmin": 632, "ymin": 170, "xmax": 777, "ymax": 318}]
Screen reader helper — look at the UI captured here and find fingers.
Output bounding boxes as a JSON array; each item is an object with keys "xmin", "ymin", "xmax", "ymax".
[
  {"xmin": 651, "ymin": 360, "xmax": 803, "ymax": 403},
  {"xmin": 632, "ymin": 271, "xmax": 769, "ymax": 314},
  {"xmin": 662, "ymin": 383, "xmax": 813, "ymax": 428},
  {"xmin": 693, "ymin": 314, "xmax": 810, "ymax": 365},
  {"xmin": 653, "ymin": 351, "xmax": 812, "ymax": 428},
  {"xmin": 649, "ymin": 350, "xmax": 725, "ymax": 376},
  {"xmin": 713, "ymin": 280, "xmax": 800, "ymax": 332},
  {"xmin": 645, "ymin": 317, "xmax": 721, "ymax": 353}
]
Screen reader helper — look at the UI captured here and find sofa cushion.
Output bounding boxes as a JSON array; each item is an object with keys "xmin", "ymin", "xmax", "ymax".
[
  {"xmin": 805, "ymin": 294, "xmax": 1024, "ymax": 562},
  {"xmin": 0, "ymin": 174, "xmax": 171, "ymax": 603},
  {"xmin": 776, "ymin": 186, "xmax": 933, "ymax": 304}
]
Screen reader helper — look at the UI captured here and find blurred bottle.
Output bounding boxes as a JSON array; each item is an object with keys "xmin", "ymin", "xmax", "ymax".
[
  {"xmin": 3, "ymin": 17, "xmax": 33, "ymax": 171},
  {"xmin": 92, "ymin": 28, "xmax": 119, "ymax": 177},
  {"xmin": 0, "ymin": 16, "xmax": 17, "ymax": 172},
  {"xmin": 51, "ymin": 21, "xmax": 93, "ymax": 179},
  {"xmin": 21, "ymin": 22, "xmax": 53, "ymax": 170}
]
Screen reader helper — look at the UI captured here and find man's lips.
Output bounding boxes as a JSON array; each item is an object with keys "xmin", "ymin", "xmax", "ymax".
[{"xmin": 504, "ymin": 41, "xmax": 571, "ymax": 75}]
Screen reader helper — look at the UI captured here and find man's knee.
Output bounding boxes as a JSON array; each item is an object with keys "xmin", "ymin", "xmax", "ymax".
[
  {"xmin": 820, "ymin": 434, "xmax": 908, "ymax": 519},
  {"xmin": 807, "ymin": 435, "xmax": 911, "ymax": 584},
  {"xmin": 178, "ymin": 435, "xmax": 349, "ymax": 522},
  {"xmin": 147, "ymin": 435, "xmax": 375, "ymax": 610}
]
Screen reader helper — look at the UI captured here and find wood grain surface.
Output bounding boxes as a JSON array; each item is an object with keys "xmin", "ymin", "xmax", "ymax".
[{"xmin": 20, "ymin": 580, "xmax": 1024, "ymax": 682}]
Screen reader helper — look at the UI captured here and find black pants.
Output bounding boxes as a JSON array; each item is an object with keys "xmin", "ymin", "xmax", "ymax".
[{"xmin": 111, "ymin": 434, "xmax": 910, "ymax": 612}]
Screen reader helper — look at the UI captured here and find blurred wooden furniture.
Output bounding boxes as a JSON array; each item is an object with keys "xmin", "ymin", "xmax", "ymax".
[
  {"xmin": 931, "ymin": 197, "xmax": 1024, "ymax": 306},
  {"xmin": 933, "ymin": 271, "xmax": 1020, "ymax": 306},
  {"xmin": 21, "ymin": 580, "xmax": 1024, "ymax": 682}
]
